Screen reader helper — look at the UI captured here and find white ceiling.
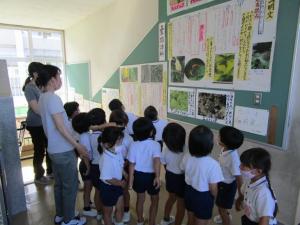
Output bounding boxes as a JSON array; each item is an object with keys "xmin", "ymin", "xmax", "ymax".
[{"xmin": 0, "ymin": 0, "xmax": 117, "ymax": 30}]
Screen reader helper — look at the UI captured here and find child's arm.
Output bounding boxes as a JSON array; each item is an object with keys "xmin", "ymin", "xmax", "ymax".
[
  {"xmin": 208, "ymin": 183, "xmax": 218, "ymax": 198},
  {"xmin": 258, "ymin": 217, "xmax": 270, "ymax": 225},
  {"xmin": 89, "ymin": 122, "xmax": 121, "ymax": 131},
  {"xmin": 153, "ymin": 157, "xmax": 161, "ymax": 189},
  {"xmin": 236, "ymin": 175, "xmax": 243, "ymax": 197},
  {"xmin": 128, "ymin": 162, "xmax": 135, "ymax": 190},
  {"xmin": 106, "ymin": 179, "xmax": 127, "ymax": 188},
  {"xmin": 83, "ymin": 157, "xmax": 90, "ymax": 176}
]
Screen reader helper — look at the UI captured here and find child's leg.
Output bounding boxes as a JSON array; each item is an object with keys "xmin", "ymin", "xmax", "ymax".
[
  {"xmin": 194, "ymin": 218, "xmax": 210, "ymax": 225},
  {"xmin": 94, "ymin": 188, "xmax": 103, "ymax": 212},
  {"xmin": 218, "ymin": 207, "xmax": 231, "ymax": 225},
  {"xmin": 174, "ymin": 197, "xmax": 185, "ymax": 225},
  {"xmin": 136, "ymin": 193, "xmax": 146, "ymax": 223},
  {"xmin": 149, "ymin": 194, "xmax": 159, "ymax": 225},
  {"xmin": 163, "ymin": 192, "xmax": 176, "ymax": 220},
  {"xmin": 103, "ymin": 206, "xmax": 113, "ymax": 225},
  {"xmin": 83, "ymin": 180, "xmax": 93, "ymax": 208},
  {"xmin": 115, "ymin": 195, "xmax": 125, "ymax": 223},
  {"xmin": 124, "ymin": 187, "xmax": 130, "ymax": 212},
  {"xmin": 187, "ymin": 211, "xmax": 195, "ymax": 225}
]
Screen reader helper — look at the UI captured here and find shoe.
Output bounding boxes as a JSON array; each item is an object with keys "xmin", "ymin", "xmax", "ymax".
[
  {"xmin": 123, "ymin": 212, "xmax": 131, "ymax": 223},
  {"xmin": 82, "ymin": 208, "xmax": 97, "ymax": 217},
  {"xmin": 160, "ymin": 216, "xmax": 175, "ymax": 225},
  {"xmin": 54, "ymin": 215, "xmax": 63, "ymax": 224},
  {"xmin": 96, "ymin": 213, "xmax": 102, "ymax": 221},
  {"xmin": 137, "ymin": 222, "xmax": 144, "ymax": 225},
  {"xmin": 213, "ymin": 214, "xmax": 232, "ymax": 224},
  {"xmin": 61, "ymin": 217, "xmax": 86, "ymax": 225},
  {"xmin": 89, "ymin": 201, "xmax": 95, "ymax": 208},
  {"xmin": 34, "ymin": 176, "xmax": 51, "ymax": 185}
]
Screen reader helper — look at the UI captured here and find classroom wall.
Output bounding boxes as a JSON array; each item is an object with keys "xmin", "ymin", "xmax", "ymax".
[{"xmin": 64, "ymin": 0, "xmax": 158, "ymax": 100}]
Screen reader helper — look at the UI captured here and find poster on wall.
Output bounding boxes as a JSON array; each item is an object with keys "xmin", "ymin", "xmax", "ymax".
[
  {"xmin": 102, "ymin": 88, "xmax": 120, "ymax": 120},
  {"xmin": 168, "ymin": 87, "xmax": 196, "ymax": 117},
  {"xmin": 187, "ymin": 0, "xmax": 215, "ymax": 8},
  {"xmin": 159, "ymin": 23, "xmax": 166, "ymax": 61},
  {"xmin": 120, "ymin": 65, "xmax": 141, "ymax": 116},
  {"xmin": 195, "ymin": 89, "xmax": 234, "ymax": 125},
  {"xmin": 234, "ymin": 106, "xmax": 269, "ymax": 136},
  {"xmin": 167, "ymin": 0, "xmax": 187, "ymax": 15},
  {"xmin": 140, "ymin": 62, "xmax": 168, "ymax": 119},
  {"xmin": 168, "ymin": 0, "xmax": 279, "ymax": 92}
]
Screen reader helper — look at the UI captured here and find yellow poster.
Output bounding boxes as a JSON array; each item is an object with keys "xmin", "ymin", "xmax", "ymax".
[
  {"xmin": 168, "ymin": 23, "xmax": 173, "ymax": 60},
  {"xmin": 205, "ymin": 37, "xmax": 215, "ymax": 79},
  {"xmin": 265, "ymin": 0, "xmax": 275, "ymax": 21},
  {"xmin": 237, "ymin": 11, "xmax": 254, "ymax": 80}
]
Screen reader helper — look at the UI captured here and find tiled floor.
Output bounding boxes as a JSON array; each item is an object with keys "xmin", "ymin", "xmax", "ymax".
[{"xmin": 13, "ymin": 158, "xmax": 245, "ymax": 225}]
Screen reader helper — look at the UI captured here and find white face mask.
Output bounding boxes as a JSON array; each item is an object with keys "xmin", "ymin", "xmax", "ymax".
[{"xmin": 241, "ymin": 170, "xmax": 256, "ymax": 180}]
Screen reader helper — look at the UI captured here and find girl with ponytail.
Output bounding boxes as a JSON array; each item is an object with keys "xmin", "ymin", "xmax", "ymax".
[{"xmin": 236, "ymin": 148, "xmax": 278, "ymax": 225}]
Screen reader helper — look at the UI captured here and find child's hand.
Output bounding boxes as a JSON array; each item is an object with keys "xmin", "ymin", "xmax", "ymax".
[
  {"xmin": 128, "ymin": 179, "xmax": 133, "ymax": 190},
  {"xmin": 235, "ymin": 195, "xmax": 244, "ymax": 211},
  {"xmin": 75, "ymin": 144, "xmax": 89, "ymax": 159},
  {"xmin": 120, "ymin": 180, "xmax": 127, "ymax": 189},
  {"xmin": 153, "ymin": 177, "xmax": 160, "ymax": 189}
]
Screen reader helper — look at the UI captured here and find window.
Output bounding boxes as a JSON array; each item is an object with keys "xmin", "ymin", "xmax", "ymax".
[{"xmin": 0, "ymin": 26, "xmax": 65, "ymax": 117}]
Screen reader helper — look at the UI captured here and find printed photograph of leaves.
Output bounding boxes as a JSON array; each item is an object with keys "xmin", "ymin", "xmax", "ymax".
[
  {"xmin": 121, "ymin": 67, "xmax": 138, "ymax": 82},
  {"xmin": 214, "ymin": 53, "xmax": 235, "ymax": 83},
  {"xmin": 251, "ymin": 42, "xmax": 272, "ymax": 69},
  {"xmin": 170, "ymin": 90, "xmax": 189, "ymax": 112},
  {"xmin": 171, "ymin": 56, "xmax": 185, "ymax": 83}
]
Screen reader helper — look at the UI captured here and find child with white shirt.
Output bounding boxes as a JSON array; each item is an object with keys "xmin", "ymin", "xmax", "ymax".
[
  {"xmin": 98, "ymin": 127, "xmax": 126, "ymax": 225},
  {"xmin": 127, "ymin": 117, "xmax": 161, "ymax": 225},
  {"xmin": 236, "ymin": 148, "xmax": 278, "ymax": 225},
  {"xmin": 72, "ymin": 113, "xmax": 97, "ymax": 217},
  {"xmin": 180, "ymin": 125, "xmax": 224, "ymax": 225},
  {"xmin": 214, "ymin": 126, "xmax": 244, "ymax": 225},
  {"xmin": 160, "ymin": 123, "xmax": 186, "ymax": 225}
]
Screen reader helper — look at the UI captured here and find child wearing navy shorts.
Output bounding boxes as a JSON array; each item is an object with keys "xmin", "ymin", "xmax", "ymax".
[
  {"xmin": 236, "ymin": 148, "xmax": 278, "ymax": 225},
  {"xmin": 72, "ymin": 113, "xmax": 97, "ymax": 217},
  {"xmin": 98, "ymin": 127, "xmax": 127, "ymax": 225},
  {"xmin": 180, "ymin": 125, "xmax": 224, "ymax": 225},
  {"xmin": 160, "ymin": 123, "xmax": 186, "ymax": 225},
  {"xmin": 214, "ymin": 126, "xmax": 244, "ymax": 225},
  {"xmin": 127, "ymin": 117, "xmax": 161, "ymax": 225},
  {"xmin": 109, "ymin": 109, "xmax": 134, "ymax": 223}
]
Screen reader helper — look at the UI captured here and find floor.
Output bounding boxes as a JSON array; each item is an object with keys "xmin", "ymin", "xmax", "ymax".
[{"xmin": 12, "ymin": 159, "xmax": 245, "ymax": 225}]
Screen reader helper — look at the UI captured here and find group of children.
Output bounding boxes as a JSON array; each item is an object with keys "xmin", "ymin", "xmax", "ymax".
[{"xmin": 62, "ymin": 98, "xmax": 278, "ymax": 225}]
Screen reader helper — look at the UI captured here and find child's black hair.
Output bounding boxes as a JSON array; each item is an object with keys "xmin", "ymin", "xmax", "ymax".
[
  {"xmin": 162, "ymin": 123, "xmax": 186, "ymax": 153},
  {"xmin": 64, "ymin": 101, "xmax": 79, "ymax": 119},
  {"xmin": 219, "ymin": 126, "xmax": 244, "ymax": 149},
  {"xmin": 109, "ymin": 109, "xmax": 129, "ymax": 126},
  {"xmin": 88, "ymin": 108, "xmax": 106, "ymax": 125},
  {"xmin": 189, "ymin": 125, "xmax": 214, "ymax": 157},
  {"xmin": 144, "ymin": 105, "xmax": 158, "ymax": 121},
  {"xmin": 240, "ymin": 148, "xmax": 278, "ymax": 217},
  {"xmin": 133, "ymin": 117, "xmax": 156, "ymax": 141},
  {"xmin": 72, "ymin": 113, "xmax": 90, "ymax": 134},
  {"xmin": 97, "ymin": 127, "xmax": 124, "ymax": 154},
  {"xmin": 108, "ymin": 99, "xmax": 123, "ymax": 111}
]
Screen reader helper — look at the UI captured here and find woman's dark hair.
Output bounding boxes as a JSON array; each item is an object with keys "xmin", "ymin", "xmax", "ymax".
[
  {"xmin": 109, "ymin": 109, "xmax": 129, "ymax": 126},
  {"xmin": 97, "ymin": 127, "xmax": 124, "ymax": 154},
  {"xmin": 88, "ymin": 108, "xmax": 106, "ymax": 125},
  {"xmin": 133, "ymin": 117, "xmax": 156, "ymax": 141},
  {"xmin": 162, "ymin": 123, "xmax": 186, "ymax": 153},
  {"xmin": 189, "ymin": 125, "xmax": 214, "ymax": 157},
  {"xmin": 72, "ymin": 113, "xmax": 90, "ymax": 134},
  {"xmin": 240, "ymin": 148, "xmax": 278, "ymax": 217},
  {"xmin": 219, "ymin": 126, "xmax": 244, "ymax": 149},
  {"xmin": 144, "ymin": 105, "xmax": 158, "ymax": 121},
  {"xmin": 22, "ymin": 62, "xmax": 44, "ymax": 91},
  {"xmin": 64, "ymin": 101, "xmax": 79, "ymax": 119},
  {"xmin": 36, "ymin": 64, "xmax": 61, "ymax": 87},
  {"xmin": 108, "ymin": 99, "xmax": 123, "ymax": 111}
]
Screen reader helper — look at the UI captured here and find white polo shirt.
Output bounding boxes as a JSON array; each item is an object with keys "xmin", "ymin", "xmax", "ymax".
[
  {"xmin": 242, "ymin": 176, "xmax": 277, "ymax": 224},
  {"xmin": 127, "ymin": 139, "xmax": 161, "ymax": 173},
  {"xmin": 99, "ymin": 149, "xmax": 124, "ymax": 184},
  {"xmin": 89, "ymin": 131, "xmax": 102, "ymax": 165},
  {"xmin": 125, "ymin": 112, "xmax": 137, "ymax": 135},
  {"xmin": 152, "ymin": 119, "xmax": 168, "ymax": 141},
  {"xmin": 180, "ymin": 153, "xmax": 224, "ymax": 192},
  {"xmin": 79, "ymin": 132, "xmax": 93, "ymax": 160},
  {"xmin": 218, "ymin": 149, "xmax": 241, "ymax": 184},
  {"xmin": 161, "ymin": 146, "xmax": 184, "ymax": 174}
]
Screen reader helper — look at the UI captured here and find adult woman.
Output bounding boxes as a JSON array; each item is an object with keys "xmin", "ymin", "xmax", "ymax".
[
  {"xmin": 37, "ymin": 64, "xmax": 88, "ymax": 225},
  {"xmin": 23, "ymin": 62, "xmax": 52, "ymax": 184}
]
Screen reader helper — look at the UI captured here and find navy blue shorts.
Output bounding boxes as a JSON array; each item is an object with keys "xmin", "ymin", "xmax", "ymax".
[
  {"xmin": 90, "ymin": 164, "xmax": 101, "ymax": 190},
  {"xmin": 133, "ymin": 171, "xmax": 160, "ymax": 195},
  {"xmin": 216, "ymin": 180, "xmax": 237, "ymax": 209},
  {"xmin": 99, "ymin": 180, "xmax": 123, "ymax": 207},
  {"xmin": 184, "ymin": 185, "xmax": 214, "ymax": 220},
  {"xmin": 79, "ymin": 160, "xmax": 92, "ymax": 181},
  {"xmin": 241, "ymin": 215, "xmax": 258, "ymax": 225},
  {"xmin": 165, "ymin": 170, "xmax": 185, "ymax": 198}
]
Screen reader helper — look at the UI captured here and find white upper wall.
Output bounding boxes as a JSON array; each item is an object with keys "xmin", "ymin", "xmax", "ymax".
[{"xmin": 64, "ymin": 0, "xmax": 158, "ymax": 97}]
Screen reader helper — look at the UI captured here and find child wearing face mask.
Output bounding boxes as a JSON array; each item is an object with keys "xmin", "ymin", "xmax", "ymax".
[
  {"xmin": 236, "ymin": 148, "xmax": 278, "ymax": 225},
  {"xmin": 214, "ymin": 126, "xmax": 244, "ymax": 225}
]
